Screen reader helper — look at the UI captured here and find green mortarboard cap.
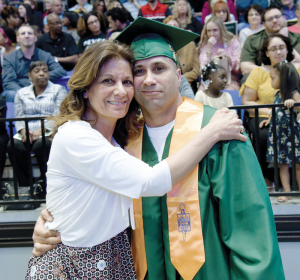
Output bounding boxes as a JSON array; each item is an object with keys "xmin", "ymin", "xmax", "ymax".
[{"xmin": 115, "ymin": 17, "xmax": 199, "ymax": 62}]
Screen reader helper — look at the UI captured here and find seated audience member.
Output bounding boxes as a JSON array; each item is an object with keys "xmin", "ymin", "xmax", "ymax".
[
  {"xmin": 288, "ymin": 1, "xmax": 300, "ymax": 33},
  {"xmin": 199, "ymin": 16, "xmax": 241, "ymax": 90},
  {"xmin": 239, "ymin": 34, "xmax": 300, "ymax": 187},
  {"xmin": 31, "ymin": 24, "xmax": 43, "ymax": 37},
  {"xmin": 1, "ymin": 6, "xmax": 21, "ymax": 31},
  {"xmin": 106, "ymin": 8, "xmax": 130, "ymax": 39},
  {"xmin": 201, "ymin": 0, "xmax": 237, "ymax": 25},
  {"xmin": 0, "ymin": 0, "xmax": 7, "ymax": 15},
  {"xmin": 138, "ymin": 0, "xmax": 172, "ymax": 22},
  {"xmin": 163, "ymin": 16, "xmax": 200, "ymax": 88},
  {"xmin": 0, "ymin": 95, "xmax": 8, "ymax": 179},
  {"xmin": 172, "ymin": 0, "xmax": 203, "ymax": 37},
  {"xmin": 43, "ymin": 0, "xmax": 52, "ymax": 20},
  {"xmin": 205, "ymin": 0, "xmax": 235, "ymax": 23},
  {"xmin": 7, "ymin": 60, "xmax": 67, "ymax": 188},
  {"xmin": 36, "ymin": 14, "xmax": 79, "ymax": 71},
  {"xmin": 0, "ymin": 26, "xmax": 16, "ymax": 67},
  {"xmin": 239, "ymin": 4, "xmax": 264, "ymax": 48},
  {"xmin": 93, "ymin": 0, "xmax": 107, "ymax": 14},
  {"xmin": 179, "ymin": 75, "xmax": 195, "ymax": 99},
  {"xmin": 69, "ymin": 0, "xmax": 93, "ymax": 14},
  {"xmin": 123, "ymin": 0, "xmax": 147, "ymax": 20},
  {"xmin": 2, "ymin": 25, "xmax": 66, "ymax": 102},
  {"xmin": 77, "ymin": 11, "xmax": 107, "ymax": 53},
  {"xmin": 23, "ymin": 0, "xmax": 43, "ymax": 18},
  {"xmin": 43, "ymin": 0, "xmax": 64, "ymax": 31},
  {"xmin": 62, "ymin": 11, "xmax": 80, "ymax": 42},
  {"xmin": 107, "ymin": 0, "xmax": 134, "ymax": 22},
  {"xmin": 241, "ymin": 6, "xmax": 300, "ymax": 76},
  {"xmin": 236, "ymin": 0, "xmax": 268, "ymax": 28},
  {"xmin": 18, "ymin": 3, "xmax": 43, "ymax": 31},
  {"xmin": 281, "ymin": 0, "xmax": 297, "ymax": 20}
]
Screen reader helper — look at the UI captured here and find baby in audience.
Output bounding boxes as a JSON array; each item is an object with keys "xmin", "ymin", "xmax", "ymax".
[{"xmin": 195, "ymin": 61, "xmax": 234, "ymax": 110}]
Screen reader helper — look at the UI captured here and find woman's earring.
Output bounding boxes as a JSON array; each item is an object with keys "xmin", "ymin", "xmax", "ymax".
[{"xmin": 84, "ymin": 92, "xmax": 87, "ymax": 99}]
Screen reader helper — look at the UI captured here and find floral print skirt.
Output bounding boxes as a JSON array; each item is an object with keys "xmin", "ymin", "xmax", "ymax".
[{"xmin": 25, "ymin": 229, "xmax": 137, "ymax": 279}]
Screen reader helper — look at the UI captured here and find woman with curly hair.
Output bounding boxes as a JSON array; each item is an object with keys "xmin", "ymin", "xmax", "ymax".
[
  {"xmin": 77, "ymin": 11, "xmax": 107, "ymax": 53},
  {"xmin": 172, "ymin": 0, "xmax": 202, "ymax": 37},
  {"xmin": 199, "ymin": 16, "xmax": 241, "ymax": 90},
  {"xmin": 1, "ymin": 6, "xmax": 21, "ymax": 31}
]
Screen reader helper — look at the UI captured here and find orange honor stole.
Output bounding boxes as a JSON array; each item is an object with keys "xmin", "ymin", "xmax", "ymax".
[{"xmin": 125, "ymin": 98, "xmax": 205, "ymax": 280}]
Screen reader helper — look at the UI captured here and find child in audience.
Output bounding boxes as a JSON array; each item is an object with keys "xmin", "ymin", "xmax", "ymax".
[
  {"xmin": 260, "ymin": 62, "xmax": 300, "ymax": 202},
  {"xmin": 195, "ymin": 61, "xmax": 234, "ymax": 109}
]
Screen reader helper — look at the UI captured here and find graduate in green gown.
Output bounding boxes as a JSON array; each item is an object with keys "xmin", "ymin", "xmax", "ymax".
[{"xmin": 116, "ymin": 18, "xmax": 285, "ymax": 280}]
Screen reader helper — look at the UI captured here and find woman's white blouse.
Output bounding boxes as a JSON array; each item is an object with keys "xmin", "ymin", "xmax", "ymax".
[{"xmin": 45, "ymin": 120, "xmax": 172, "ymax": 247}]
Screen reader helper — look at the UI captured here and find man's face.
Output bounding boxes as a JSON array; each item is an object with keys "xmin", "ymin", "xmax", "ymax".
[
  {"xmin": 263, "ymin": 9, "xmax": 285, "ymax": 34},
  {"xmin": 48, "ymin": 15, "xmax": 63, "ymax": 34},
  {"xmin": 281, "ymin": 0, "xmax": 294, "ymax": 7},
  {"xmin": 108, "ymin": 15, "xmax": 118, "ymax": 31},
  {"xmin": 0, "ymin": 1, "xmax": 7, "ymax": 13},
  {"xmin": 17, "ymin": 26, "xmax": 37, "ymax": 48},
  {"xmin": 52, "ymin": 0, "xmax": 63, "ymax": 15},
  {"xmin": 133, "ymin": 56, "xmax": 181, "ymax": 117}
]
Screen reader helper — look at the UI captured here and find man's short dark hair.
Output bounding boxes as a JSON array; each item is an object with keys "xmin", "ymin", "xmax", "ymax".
[
  {"xmin": 28, "ymin": 60, "xmax": 48, "ymax": 73},
  {"xmin": 261, "ymin": 6, "xmax": 283, "ymax": 22},
  {"xmin": 244, "ymin": 4, "xmax": 264, "ymax": 23},
  {"xmin": 107, "ymin": 7, "xmax": 128, "ymax": 24}
]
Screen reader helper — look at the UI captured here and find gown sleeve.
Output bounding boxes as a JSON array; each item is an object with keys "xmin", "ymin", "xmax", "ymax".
[{"xmin": 204, "ymin": 107, "xmax": 285, "ymax": 279}]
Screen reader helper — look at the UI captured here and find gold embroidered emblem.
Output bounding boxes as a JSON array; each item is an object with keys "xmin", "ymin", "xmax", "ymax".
[{"xmin": 169, "ymin": 44, "xmax": 177, "ymax": 62}]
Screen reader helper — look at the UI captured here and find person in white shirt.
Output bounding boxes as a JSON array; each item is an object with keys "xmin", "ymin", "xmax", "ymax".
[{"xmin": 25, "ymin": 40, "xmax": 244, "ymax": 279}]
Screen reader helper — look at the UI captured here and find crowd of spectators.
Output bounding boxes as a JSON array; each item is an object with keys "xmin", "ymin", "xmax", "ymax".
[{"xmin": 0, "ymin": 0, "xmax": 298, "ymax": 194}]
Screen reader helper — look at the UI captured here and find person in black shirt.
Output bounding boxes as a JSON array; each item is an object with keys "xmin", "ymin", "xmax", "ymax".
[
  {"xmin": 36, "ymin": 14, "xmax": 79, "ymax": 71},
  {"xmin": 77, "ymin": 11, "xmax": 107, "ymax": 53}
]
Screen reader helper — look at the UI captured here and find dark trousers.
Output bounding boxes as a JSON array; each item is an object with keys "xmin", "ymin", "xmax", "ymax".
[
  {"xmin": 248, "ymin": 117, "xmax": 274, "ymax": 181},
  {"xmin": 7, "ymin": 137, "xmax": 51, "ymax": 186},
  {"xmin": 0, "ymin": 133, "xmax": 9, "ymax": 177}
]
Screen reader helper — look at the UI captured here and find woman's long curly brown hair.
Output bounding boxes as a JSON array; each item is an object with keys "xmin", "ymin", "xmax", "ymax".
[{"xmin": 51, "ymin": 40, "xmax": 141, "ymax": 147}]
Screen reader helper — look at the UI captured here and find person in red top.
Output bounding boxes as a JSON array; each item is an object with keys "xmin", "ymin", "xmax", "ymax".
[
  {"xmin": 201, "ymin": 0, "xmax": 237, "ymax": 24},
  {"xmin": 138, "ymin": 0, "xmax": 172, "ymax": 22}
]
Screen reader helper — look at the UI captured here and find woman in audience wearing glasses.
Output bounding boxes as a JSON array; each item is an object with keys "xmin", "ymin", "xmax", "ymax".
[
  {"xmin": 7, "ymin": 60, "xmax": 67, "ymax": 189},
  {"xmin": 199, "ymin": 16, "xmax": 241, "ymax": 90},
  {"xmin": 77, "ymin": 11, "xmax": 107, "ymax": 53},
  {"xmin": 240, "ymin": 34, "xmax": 300, "ymax": 189}
]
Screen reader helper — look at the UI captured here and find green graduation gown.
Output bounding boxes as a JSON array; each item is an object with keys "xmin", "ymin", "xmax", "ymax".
[{"xmin": 141, "ymin": 105, "xmax": 285, "ymax": 280}]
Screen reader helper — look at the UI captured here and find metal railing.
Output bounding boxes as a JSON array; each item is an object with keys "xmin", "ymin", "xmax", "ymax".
[
  {"xmin": 0, "ymin": 103, "xmax": 299, "ymax": 206},
  {"xmin": 0, "ymin": 117, "xmax": 47, "ymax": 206},
  {"xmin": 230, "ymin": 102, "xmax": 300, "ymax": 197}
]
